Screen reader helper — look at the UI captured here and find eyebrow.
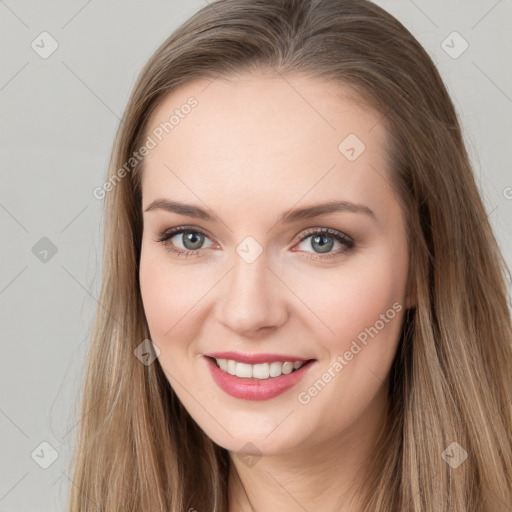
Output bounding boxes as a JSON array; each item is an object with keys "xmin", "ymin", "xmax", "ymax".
[{"xmin": 143, "ymin": 199, "xmax": 375, "ymax": 223}]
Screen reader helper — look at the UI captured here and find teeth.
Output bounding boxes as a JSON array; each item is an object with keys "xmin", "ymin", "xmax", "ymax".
[
  {"xmin": 269, "ymin": 361, "xmax": 282, "ymax": 377},
  {"xmin": 252, "ymin": 363, "xmax": 269, "ymax": 379},
  {"xmin": 227, "ymin": 359, "xmax": 236, "ymax": 374},
  {"xmin": 214, "ymin": 358, "xmax": 307, "ymax": 379},
  {"xmin": 235, "ymin": 362, "xmax": 252, "ymax": 378}
]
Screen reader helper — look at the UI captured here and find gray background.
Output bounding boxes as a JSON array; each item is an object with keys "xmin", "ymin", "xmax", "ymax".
[{"xmin": 1, "ymin": 1, "xmax": 511, "ymax": 510}]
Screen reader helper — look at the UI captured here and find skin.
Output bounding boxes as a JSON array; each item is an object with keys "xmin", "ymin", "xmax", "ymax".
[{"xmin": 139, "ymin": 72, "xmax": 413, "ymax": 511}]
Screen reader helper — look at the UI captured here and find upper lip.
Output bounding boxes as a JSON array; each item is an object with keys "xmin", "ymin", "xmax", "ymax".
[{"xmin": 204, "ymin": 351, "xmax": 314, "ymax": 365}]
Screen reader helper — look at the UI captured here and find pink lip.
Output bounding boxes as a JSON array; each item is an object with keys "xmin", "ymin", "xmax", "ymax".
[
  {"xmin": 204, "ymin": 351, "xmax": 311, "ymax": 364},
  {"xmin": 203, "ymin": 355, "xmax": 316, "ymax": 401}
]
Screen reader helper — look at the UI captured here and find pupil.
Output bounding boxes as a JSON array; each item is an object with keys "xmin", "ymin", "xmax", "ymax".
[
  {"xmin": 312, "ymin": 234, "xmax": 333, "ymax": 253},
  {"xmin": 183, "ymin": 232, "xmax": 203, "ymax": 250},
  {"xmin": 180, "ymin": 232, "xmax": 335, "ymax": 253}
]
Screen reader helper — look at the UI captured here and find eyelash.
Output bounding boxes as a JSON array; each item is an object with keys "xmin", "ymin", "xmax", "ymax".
[{"xmin": 154, "ymin": 226, "xmax": 355, "ymax": 261}]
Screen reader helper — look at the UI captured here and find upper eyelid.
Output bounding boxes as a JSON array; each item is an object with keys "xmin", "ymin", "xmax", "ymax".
[
  {"xmin": 156, "ymin": 225, "xmax": 210, "ymax": 240},
  {"xmin": 156, "ymin": 225, "xmax": 352, "ymax": 245}
]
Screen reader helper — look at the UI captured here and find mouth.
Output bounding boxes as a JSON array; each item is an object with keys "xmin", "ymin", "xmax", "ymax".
[
  {"xmin": 203, "ymin": 353, "xmax": 317, "ymax": 401},
  {"xmin": 207, "ymin": 356, "xmax": 311, "ymax": 379}
]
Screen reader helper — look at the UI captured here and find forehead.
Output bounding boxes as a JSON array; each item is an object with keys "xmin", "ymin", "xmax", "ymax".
[{"xmin": 141, "ymin": 73, "xmax": 393, "ymax": 216}]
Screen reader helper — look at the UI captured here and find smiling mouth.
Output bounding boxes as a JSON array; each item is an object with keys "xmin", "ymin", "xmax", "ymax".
[{"xmin": 206, "ymin": 356, "xmax": 315, "ymax": 380}]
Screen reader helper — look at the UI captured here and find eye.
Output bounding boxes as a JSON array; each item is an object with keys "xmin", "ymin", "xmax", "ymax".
[
  {"xmin": 155, "ymin": 227, "xmax": 214, "ymax": 257},
  {"xmin": 155, "ymin": 225, "xmax": 354, "ymax": 260},
  {"xmin": 294, "ymin": 227, "xmax": 354, "ymax": 260}
]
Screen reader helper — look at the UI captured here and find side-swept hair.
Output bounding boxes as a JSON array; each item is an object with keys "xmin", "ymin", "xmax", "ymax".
[{"xmin": 68, "ymin": 1, "xmax": 512, "ymax": 510}]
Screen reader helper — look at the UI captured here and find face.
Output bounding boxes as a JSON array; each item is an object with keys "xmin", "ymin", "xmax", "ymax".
[{"xmin": 139, "ymin": 72, "xmax": 411, "ymax": 457}]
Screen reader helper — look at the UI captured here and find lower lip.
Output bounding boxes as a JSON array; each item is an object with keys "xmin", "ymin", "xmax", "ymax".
[{"xmin": 204, "ymin": 356, "xmax": 316, "ymax": 401}]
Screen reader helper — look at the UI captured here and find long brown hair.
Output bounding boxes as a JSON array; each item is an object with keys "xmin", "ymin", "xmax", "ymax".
[{"xmin": 67, "ymin": 0, "xmax": 512, "ymax": 510}]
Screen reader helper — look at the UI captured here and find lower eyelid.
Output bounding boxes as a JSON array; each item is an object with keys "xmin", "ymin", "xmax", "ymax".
[{"xmin": 156, "ymin": 228, "xmax": 353, "ymax": 257}]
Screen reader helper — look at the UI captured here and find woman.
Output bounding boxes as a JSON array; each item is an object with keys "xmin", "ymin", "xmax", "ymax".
[{"xmin": 68, "ymin": 0, "xmax": 512, "ymax": 510}]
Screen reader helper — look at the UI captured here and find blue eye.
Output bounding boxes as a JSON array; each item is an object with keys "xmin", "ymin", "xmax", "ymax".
[
  {"xmin": 295, "ymin": 228, "xmax": 354, "ymax": 259},
  {"xmin": 155, "ymin": 226, "xmax": 354, "ymax": 260},
  {"xmin": 156, "ymin": 227, "xmax": 213, "ymax": 257}
]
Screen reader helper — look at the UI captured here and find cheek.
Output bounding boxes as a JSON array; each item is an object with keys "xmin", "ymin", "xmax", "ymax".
[
  {"xmin": 140, "ymin": 254, "xmax": 173, "ymax": 336},
  {"xmin": 292, "ymin": 248, "xmax": 407, "ymax": 432},
  {"xmin": 292, "ymin": 251, "xmax": 407, "ymax": 353},
  {"xmin": 326, "ymin": 273, "xmax": 403, "ymax": 347},
  {"xmin": 139, "ymin": 247, "xmax": 224, "ymax": 423},
  {"xmin": 139, "ymin": 247, "xmax": 203, "ymax": 345},
  {"xmin": 139, "ymin": 252, "xmax": 207, "ymax": 392}
]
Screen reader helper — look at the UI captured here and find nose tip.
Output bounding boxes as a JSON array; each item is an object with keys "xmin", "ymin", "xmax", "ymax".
[{"xmin": 215, "ymin": 255, "xmax": 288, "ymax": 336}]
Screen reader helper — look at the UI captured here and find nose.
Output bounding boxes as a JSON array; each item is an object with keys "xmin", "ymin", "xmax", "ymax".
[{"xmin": 215, "ymin": 248, "xmax": 289, "ymax": 337}]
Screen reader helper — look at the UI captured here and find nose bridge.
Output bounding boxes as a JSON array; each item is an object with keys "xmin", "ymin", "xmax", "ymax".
[{"xmin": 216, "ymin": 238, "xmax": 287, "ymax": 334}]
